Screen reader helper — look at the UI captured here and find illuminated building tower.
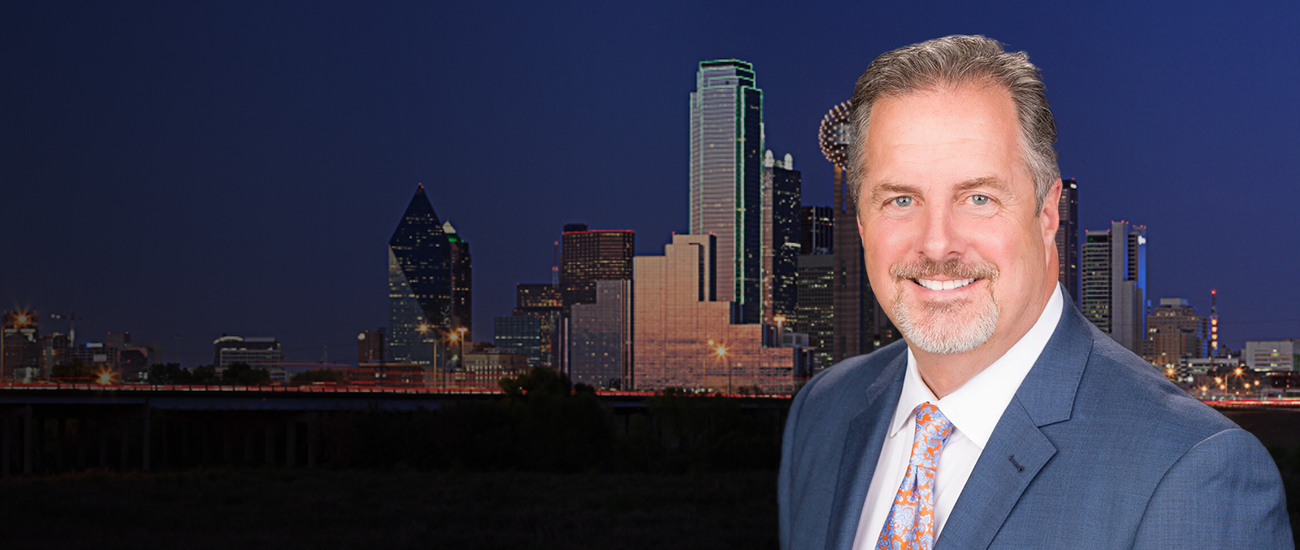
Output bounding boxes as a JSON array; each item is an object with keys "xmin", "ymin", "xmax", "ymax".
[
  {"xmin": 509, "ymin": 283, "xmax": 563, "ymax": 369},
  {"xmin": 357, "ymin": 328, "xmax": 385, "ymax": 363},
  {"xmin": 1056, "ymin": 178, "xmax": 1080, "ymax": 304},
  {"xmin": 689, "ymin": 60, "xmax": 764, "ymax": 323},
  {"xmin": 1142, "ymin": 298, "xmax": 1207, "ymax": 365},
  {"xmin": 570, "ymin": 280, "xmax": 632, "ymax": 389},
  {"xmin": 388, "ymin": 184, "xmax": 452, "ymax": 366},
  {"xmin": 1, "ymin": 311, "xmax": 40, "ymax": 381},
  {"xmin": 213, "ymin": 335, "xmax": 284, "ymax": 370},
  {"xmin": 632, "ymin": 234, "xmax": 802, "ymax": 394},
  {"xmin": 796, "ymin": 253, "xmax": 834, "ymax": 371},
  {"xmin": 1209, "ymin": 289, "xmax": 1220, "ymax": 356},
  {"xmin": 444, "ymin": 221, "xmax": 473, "ymax": 341},
  {"xmin": 559, "ymin": 223, "xmax": 634, "ymax": 309},
  {"xmin": 762, "ymin": 151, "xmax": 801, "ymax": 324},
  {"xmin": 1081, "ymin": 221, "xmax": 1147, "ymax": 352},
  {"xmin": 821, "ymin": 101, "xmax": 896, "ymax": 364},
  {"xmin": 800, "ymin": 206, "xmax": 833, "ymax": 255}
]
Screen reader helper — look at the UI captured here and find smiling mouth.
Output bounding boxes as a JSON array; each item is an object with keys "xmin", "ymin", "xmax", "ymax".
[{"xmin": 913, "ymin": 278, "xmax": 977, "ymax": 291}]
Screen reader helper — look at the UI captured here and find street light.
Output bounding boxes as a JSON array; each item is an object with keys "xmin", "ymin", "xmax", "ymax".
[
  {"xmin": 713, "ymin": 344, "xmax": 731, "ymax": 395},
  {"xmin": 774, "ymin": 315, "xmax": 786, "ymax": 348}
]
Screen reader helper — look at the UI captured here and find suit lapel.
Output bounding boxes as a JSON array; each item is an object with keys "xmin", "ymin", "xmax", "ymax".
[
  {"xmin": 935, "ymin": 295, "xmax": 1094, "ymax": 550},
  {"xmin": 825, "ymin": 351, "xmax": 906, "ymax": 550}
]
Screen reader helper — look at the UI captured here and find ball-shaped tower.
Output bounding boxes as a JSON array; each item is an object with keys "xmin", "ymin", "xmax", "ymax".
[{"xmin": 819, "ymin": 101, "xmax": 853, "ymax": 169}]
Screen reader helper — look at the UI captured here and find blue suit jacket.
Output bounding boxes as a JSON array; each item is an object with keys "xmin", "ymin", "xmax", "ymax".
[{"xmin": 779, "ymin": 298, "xmax": 1292, "ymax": 549}]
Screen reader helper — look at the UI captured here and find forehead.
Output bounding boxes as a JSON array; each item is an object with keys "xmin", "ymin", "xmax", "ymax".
[{"xmin": 862, "ymin": 84, "xmax": 1028, "ymax": 191}]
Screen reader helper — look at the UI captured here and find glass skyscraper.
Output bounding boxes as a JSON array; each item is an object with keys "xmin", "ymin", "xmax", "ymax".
[
  {"xmin": 388, "ymin": 184, "xmax": 452, "ymax": 366},
  {"xmin": 689, "ymin": 60, "xmax": 764, "ymax": 324}
]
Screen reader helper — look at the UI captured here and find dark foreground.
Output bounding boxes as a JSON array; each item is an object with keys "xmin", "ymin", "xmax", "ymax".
[{"xmin": 0, "ymin": 469, "xmax": 779, "ymax": 550}]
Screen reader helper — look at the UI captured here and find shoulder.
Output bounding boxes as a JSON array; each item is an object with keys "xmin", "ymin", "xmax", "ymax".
[{"xmin": 792, "ymin": 339, "xmax": 908, "ymax": 419}]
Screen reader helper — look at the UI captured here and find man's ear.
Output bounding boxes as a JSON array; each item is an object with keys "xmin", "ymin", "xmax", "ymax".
[{"xmin": 1041, "ymin": 178, "xmax": 1062, "ymax": 242}]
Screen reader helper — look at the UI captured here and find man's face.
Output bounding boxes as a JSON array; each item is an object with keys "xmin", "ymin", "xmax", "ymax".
[{"xmin": 856, "ymin": 84, "xmax": 1059, "ymax": 356}]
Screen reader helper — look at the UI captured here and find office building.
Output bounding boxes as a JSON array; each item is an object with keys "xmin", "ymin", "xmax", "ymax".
[
  {"xmin": 444, "ymin": 221, "xmax": 473, "ymax": 341},
  {"xmin": 570, "ymin": 280, "xmax": 631, "ymax": 389},
  {"xmin": 633, "ymin": 234, "xmax": 799, "ymax": 394},
  {"xmin": 213, "ymin": 335, "xmax": 284, "ymax": 370},
  {"xmin": 1057, "ymin": 178, "xmax": 1079, "ymax": 304},
  {"xmin": 1081, "ymin": 221, "xmax": 1147, "ymax": 352},
  {"xmin": 511, "ymin": 283, "xmax": 563, "ymax": 369},
  {"xmin": 762, "ymin": 151, "xmax": 801, "ymax": 324},
  {"xmin": 821, "ymin": 101, "xmax": 897, "ymax": 363},
  {"xmin": 796, "ymin": 253, "xmax": 835, "ymax": 371},
  {"xmin": 494, "ymin": 315, "xmax": 543, "ymax": 368},
  {"xmin": 357, "ymin": 328, "xmax": 385, "ymax": 363},
  {"xmin": 2, "ymin": 311, "xmax": 40, "ymax": 381},
  {"xmin": 689, "ymin": 59, "xmax": 764, "ymax": 323},
  {"xmin": 560, "ymin": 223, "xmax": 634, "ymax": 308},
  {"xmin": 460, "ymin": 348, "xmax": 529, "ymax": 389},
  {"xmin": 105, "ymin": 331, "xmax": 160, "ymax": 382},
  {"xmin": 1141, "ymin": 298, "xmax": 1206, "ymax": 365},
  {"xmin": 1244, "ymin": 341, "xmax": 1299, "ymax": 371},
  {"xmin": 800, "ymin": 206, "xmax": 833, "ymax": 255},
  {"xmin": 388, "ymin": 184, "xmax": 452, "ymax": 366}
]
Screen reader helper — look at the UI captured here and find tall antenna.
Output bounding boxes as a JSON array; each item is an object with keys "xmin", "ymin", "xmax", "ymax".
[
  {"xmin": 552, "ymin": 240, "xmax": 560, "ymax": 287},
  {"xmin": 1209, "ymin": 289, "xmax": 1219, "ymax": 357}
]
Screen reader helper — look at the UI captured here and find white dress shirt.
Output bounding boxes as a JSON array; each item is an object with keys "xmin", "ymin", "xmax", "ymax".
[{"xmin": 851, "ymin": 285, "xmax": 1064, "ymax": 549}]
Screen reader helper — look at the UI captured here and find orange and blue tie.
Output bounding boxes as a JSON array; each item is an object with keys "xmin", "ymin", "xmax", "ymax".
[{"xmin": 875, "ymin": 403, "xmax": 955, "ymax": 550}]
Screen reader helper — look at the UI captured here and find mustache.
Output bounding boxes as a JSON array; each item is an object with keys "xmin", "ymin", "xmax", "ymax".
[{"xmin": 890, "ymin": 257, "xmax": 999, "ymax": 282}]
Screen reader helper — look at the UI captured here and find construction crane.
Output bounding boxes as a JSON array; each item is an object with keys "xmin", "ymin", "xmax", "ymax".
[{"xmin": 50, "ymin": 311, "xmax": 84, "ymax": 345}]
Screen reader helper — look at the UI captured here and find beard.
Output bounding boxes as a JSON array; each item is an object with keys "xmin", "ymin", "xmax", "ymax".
[{"xmin": 889, "ymin": 257, "xmax": 1000, "ymax": 355}]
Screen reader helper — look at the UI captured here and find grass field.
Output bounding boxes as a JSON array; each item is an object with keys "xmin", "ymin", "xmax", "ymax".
[{"xmin": 0, "ymin": 469, "xmax": 781, "ymax": 550}]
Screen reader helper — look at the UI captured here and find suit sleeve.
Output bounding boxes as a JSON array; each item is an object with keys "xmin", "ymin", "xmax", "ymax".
[
  {"xmin": 1133, "ymin": 427, "xmax": 1293, "ymax": 549},
  {"xmin": 778, "ymin": 375, "xmax": 813, "ymax": 550}
]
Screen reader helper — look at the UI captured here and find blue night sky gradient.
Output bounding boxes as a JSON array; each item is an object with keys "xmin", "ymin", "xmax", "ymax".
[{"xmin": 3, "ymin": 1, "xmax": 1298, "ymax": 365}]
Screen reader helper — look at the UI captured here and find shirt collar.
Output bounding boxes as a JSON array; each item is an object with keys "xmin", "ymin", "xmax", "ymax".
[{"xmin": 888, "ymin": 285, "xmax": 1065, "ymax": 447}]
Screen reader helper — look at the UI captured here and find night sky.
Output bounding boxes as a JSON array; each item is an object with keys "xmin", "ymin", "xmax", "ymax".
[{"xmin": 4, "ymin": 1, "xmax": 1298, "ymax": 366}]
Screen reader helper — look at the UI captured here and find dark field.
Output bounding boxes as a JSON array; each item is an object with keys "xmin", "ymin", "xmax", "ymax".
[
  {"xmin": 0, "ymin": 469, "xmax": 780, "ymax": 550},
  {"xmin": 3, "ymin": 406, "xmax": 1297, "ymax": 549}
]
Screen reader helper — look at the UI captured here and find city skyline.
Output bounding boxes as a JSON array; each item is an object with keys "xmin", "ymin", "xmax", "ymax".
[{"xmin": 4, "ymin": 1, "xmax": 1300, "ymax": 364}]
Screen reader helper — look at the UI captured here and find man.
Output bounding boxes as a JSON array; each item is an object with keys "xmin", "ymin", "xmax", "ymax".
[{"xmin": 778, "ymin": 35, "xmax": 1291, "ymax": 550}]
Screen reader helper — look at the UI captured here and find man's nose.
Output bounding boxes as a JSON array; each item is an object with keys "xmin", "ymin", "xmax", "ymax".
[{"xmin": 919, "ymin": 204, "xmax": 964, "ymax": 261}]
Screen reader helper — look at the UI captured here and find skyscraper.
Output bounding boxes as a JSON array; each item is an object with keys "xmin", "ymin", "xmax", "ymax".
[
  {"xmin": 444, "ymin": 221, "xmax": 473, "ymax": 341},
  {"xmin": 821, "ymin": 101, "xmax": 896, "ymax": 363},
  {"xmin": 1056, "ymin": 178, "xmax": 1079, "ymax": 304},
  {"xmin": 559, "ymin": 223, "xmax": 634, "ymax": 309},
  {"xmin": 689, "ymin": 59, "xmax": 764, "ymax": 323},
  {"xmin": 1142, "ymin": 298, "xmax": 1206, "ymax": 365},
  {"xmin": 762, "ymin": 151, "xmax": 801, "ymax": 324},
  {"xmin": 632, "ymin": 234, "xmax": 799, "ymax": 393},
  {"xmin": 570, "ymin": 280, "xmax": 632, "ymax": 389},
  {"xmin": 510, "ymin": 283, "xmax": 563, "ymax": 369},
  {"xmin": 800, "ymin": 206, "xmax": 833, "ymax": 255},
  {"xmin": 388, "ymin": 184, "xmax": 452, "ymax": 366},
  {"xmin": 1082, "ymin": 221, "xmax": 1147, "ymax": 352},
  {"xmin": 795, "ymin": 254, "xmax": 834, "ymax": 371},
  {"xmin": 1, "ymin": 311, "xmax": 40, "ymax": 381}
]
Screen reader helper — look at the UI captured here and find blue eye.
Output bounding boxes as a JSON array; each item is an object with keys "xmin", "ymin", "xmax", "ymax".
[
  {"xmin": 970, "ymin": 195, "xmax": 990, "ymax": 206},
  {"xmin": 892, "ymin": 196, "xmax": 913, "ymax": 207}
]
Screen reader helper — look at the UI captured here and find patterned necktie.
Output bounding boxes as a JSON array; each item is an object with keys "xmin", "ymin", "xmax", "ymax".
[{"xmin": 875, "ymin": 402, "xmax": 955, "ymax": 550}]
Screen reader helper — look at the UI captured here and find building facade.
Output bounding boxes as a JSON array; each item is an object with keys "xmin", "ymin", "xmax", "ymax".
[
  {"xmin": 559, "ymin": 224, "xmax": 634, "ymax": 309},
  {"xmin": 762, "ymin": 151, "xmax": 801, "ymax": 324},
  {"xmin": 632, "ymin": 234, "xmax": 798, "ymax": 394},
  {"xmin": 800, "ymin": 206, "xmax": 833, "ymax": 255},
  {"xmin": 689, "ymin": 59, "xmax": 764, "ymax": 323},
  {"xmin": 494, "ymin": 315, "xmax": 543, "ymax": 368},
  {"xmin": 213, "ymin": 335, "xmax": 284, "ymax": 370},
  {"xmin": 444, "ymin": 221, "xmax": 473, "ymax": 341},
  {"xmin": 357, "ymin": 328, "xmax": 385, "ymax": 363},
  {"xmin": 1056, "ymin": 178, "xmax": 1079, "ymax": 304},
  {"xmin": 511, "ymin": 283, "xmax": 564, "ymax": 369},
  {"xmin": 1142, "ymin": 298, "xmax": 1206, "ymax": 366},
  {"xmin": 569, "ymin": 280, "xmax": 632, "ymax": 390},
  {"xmin": 795, "ymin": 253, "xmax": 835, "ymax": 372},
  {"xmin": 2, "ymin": 311, "xmax": 40, "ymax": 381},
  {"xmin": 821, "ymin": 101, "xmax": 896, "ymax": 363},
  {"xmin": 388, "ymin": 184, "xmax": 452, "ymax": 366},
  {"xmin": 1245, "ymin": 341, "xmax": 1299, "ymax": 371},
  {"xmin": 1081, "ymin": 221, "xmax": 1147, "ymax": 352}
]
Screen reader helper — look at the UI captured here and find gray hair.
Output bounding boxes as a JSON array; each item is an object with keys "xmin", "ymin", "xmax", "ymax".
[{"xmin": 848, "ymin": 35, "xmax": 1059, "ymax": 211}]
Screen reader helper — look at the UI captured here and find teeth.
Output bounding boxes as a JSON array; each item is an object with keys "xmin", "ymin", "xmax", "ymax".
[{"xmin": 916, "ymin": 278, "xmax": 975, "ymax": 291}]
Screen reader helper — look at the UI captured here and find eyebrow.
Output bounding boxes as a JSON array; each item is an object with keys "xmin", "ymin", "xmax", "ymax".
[{"xmin": 868, "ymin": 176, "xmax": 1010, "ymax": 205}]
